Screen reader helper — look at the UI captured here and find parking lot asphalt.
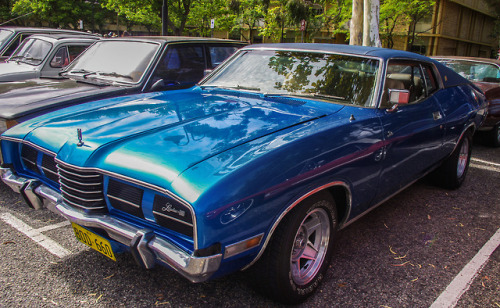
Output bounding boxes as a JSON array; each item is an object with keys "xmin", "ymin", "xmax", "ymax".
[{"xmin": 0, "ymin": 143, "xmax": 498, "ymax": 307}]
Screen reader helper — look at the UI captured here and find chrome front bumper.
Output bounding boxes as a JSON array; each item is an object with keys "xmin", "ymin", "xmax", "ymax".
[{"xmin": 0, "ymin": 167, "xmax": 222, "ymax": 283}]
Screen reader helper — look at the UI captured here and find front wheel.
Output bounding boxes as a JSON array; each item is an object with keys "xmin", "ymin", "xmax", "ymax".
[
  {"xmin": 250, "ymin": 193, "xmax": 337, "ymax": 304},
  {"xmin": 431, "ymin": 131, "xmax": 472, "ymax": 189}
]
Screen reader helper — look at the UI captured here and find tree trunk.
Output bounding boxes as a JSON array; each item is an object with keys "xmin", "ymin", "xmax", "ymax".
[
  {"xmin": 362, "ymin": 0, "xmax": 381, "ymax": 47},
  {"xmin": 350, "ymin": 0, "xmax": 363, "ymax": 45}
]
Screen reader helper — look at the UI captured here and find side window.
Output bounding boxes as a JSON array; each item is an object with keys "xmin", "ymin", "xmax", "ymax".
[
  {"xmin": 50, "ymin": 46, "xmax": 70, "ymax": 68},
  {"xmin": 421, "ymin": 64, "xmax": 438, "ymax": 95},
  {"xmin": 382, "ymin": 61, "xmax": 426, "ymax": 107},
  {"xmin": 151, "ymin": 44, "xmax": 206, "ymax": 87},
  {"xmin": 4, "ymin": 33, "xmax": 31, "ymax": 57},
  {"xmin": 67, "ymin": 45, "xmax": 90, "ymax": 63},
  {"xmin": 208, "ymin": 45, "xmax": 238, "ymax": 68}
]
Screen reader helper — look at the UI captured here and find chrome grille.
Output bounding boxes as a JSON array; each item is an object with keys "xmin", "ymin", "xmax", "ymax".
[
  {"xmin": 57, "ymin": 163, "xmax": 106, "ymax": 211},
  {"xmin": 41, "ymin": 154, "xmax": 58, "ymax": 183},
  {"xmin": 107, "ymin": 179, "xmax": 144, "ymax": 218},
  {"xmin": 21, "ymin": 145, "xmax": 39, "ymax": 174}
]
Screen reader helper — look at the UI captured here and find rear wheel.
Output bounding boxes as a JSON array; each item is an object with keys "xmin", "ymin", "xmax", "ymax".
[
  {"xmin": 251, "ymin": 193, "xmax": 337, "ymax": 304},
  {"xmin": 488, "ymin": 124, "xmax": 500, "ymax": 147},
  {"xmin": 431, "ymin": 131, "xmax": 472, "ymax": 189}
]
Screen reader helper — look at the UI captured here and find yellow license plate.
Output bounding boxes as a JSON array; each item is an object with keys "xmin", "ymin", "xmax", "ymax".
[{"xmin": 72, "ymin": 223, "xmax": 116, "ymax": 261}]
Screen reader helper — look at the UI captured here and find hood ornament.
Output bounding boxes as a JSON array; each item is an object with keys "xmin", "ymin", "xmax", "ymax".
[{"xmin": 77, "ymin": 128, "xmax": 84, "ymax": 147}]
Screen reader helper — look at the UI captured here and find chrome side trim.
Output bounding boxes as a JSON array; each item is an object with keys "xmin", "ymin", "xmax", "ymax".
[
  {"xmin": 58, "ymin": 167, "xmax": 101, "ymax": 178},
  {"xmin": 107, "ymin": 194, "xmax": 141, "ymax": 209},
  {"xmin": 63, "ymin": 185, "xmax": 103, "ymax": 195},
  {"xmin": 21, "ymin": 157, "xmax": 36, "ymax": 166},
  {"xmin": 40, "ymin": 166, "xmax": 58, "ymax": 177},
  {"xmin": 0, "ymin": 137, "xmax": 57, "ymax": 156},
  {"xmin": 60, "ymin": 190, "xmax": 104, "ymax": 203},
  {"xmin": 59, "ymin": 174, "xmax": 101, "ymax": 186},
  {"xmin": 61, "ymin": 196, "xmax": 106, "ymax": 210},
  {"xmin": 153, "ymin": 211, "xmax": 194, "ymax": 227},
  {"xmin": 242, "ymin": 181, "xmax": 351, "ymax": 270}
]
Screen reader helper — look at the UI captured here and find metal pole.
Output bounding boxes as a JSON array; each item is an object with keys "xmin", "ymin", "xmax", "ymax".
[{"xmin": 162, "ymin": 0, "xmax": 168, "ymax": 36}]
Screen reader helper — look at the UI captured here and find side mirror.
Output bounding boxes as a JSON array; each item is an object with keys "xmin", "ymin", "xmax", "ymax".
[{"xmin": 387, "ymin": 89, "xmax": 410, "ymax": 112}]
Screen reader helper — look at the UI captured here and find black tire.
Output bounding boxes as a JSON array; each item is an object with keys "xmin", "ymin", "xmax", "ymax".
[
  {"xmin": 250, "ymin": 193, "xmax": 337, "ymax": 304},
  {"xmin": 487, "ymin": 124, "xmax": 500, "ymax": 147},
  {"xmin": 431, "ymin": 131, "xmax": 472, "ymax": 189}
]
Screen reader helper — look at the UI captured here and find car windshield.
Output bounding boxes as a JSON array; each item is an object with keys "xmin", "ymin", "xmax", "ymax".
[
  {"xmin": 0, "ymin": 29, "xmax": 14, "ymax": 49},
  {"xmin": 8, "ymin": 37, "xmax": 51, "ymax": 65},
  {"xmin": 202, "ymin": 49, "xmax": 380, "ymax": 107},
  {"xmin": 440, "ymin": 60, "xmax": 500, "ymax": 83},
  {"xmin": 64, "ymin": 40, "xmax": 160, "ymax": 83}
]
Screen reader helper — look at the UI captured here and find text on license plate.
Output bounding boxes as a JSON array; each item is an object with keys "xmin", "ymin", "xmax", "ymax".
[{"xmin": 72, "ymin": 223, "xmax": 116, "ymax": 261}]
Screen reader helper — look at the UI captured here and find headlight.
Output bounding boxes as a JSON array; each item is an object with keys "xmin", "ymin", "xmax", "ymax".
[{"xmin": 0, "ymin": 118, "xmax": 18, "ymax": 135}]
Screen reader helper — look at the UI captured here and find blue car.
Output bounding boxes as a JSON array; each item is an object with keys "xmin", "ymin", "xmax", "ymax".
[{"xmin": 0, "ymin": 44, "xmax": 487, "ymax": 303}]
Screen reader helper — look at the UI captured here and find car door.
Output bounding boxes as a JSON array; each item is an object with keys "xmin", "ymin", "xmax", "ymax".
[{"xmin": 374, "ymin": 60, "xmax": 445, "ymax": 202}]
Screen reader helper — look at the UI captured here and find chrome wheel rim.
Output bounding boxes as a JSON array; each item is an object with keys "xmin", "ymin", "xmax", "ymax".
[
  {"xmin": 457, "ymin": 137, "xmax": 469, "ymax": 178},
  {"xmin": 290, "ymin": 207, "xmax": 330, "ymax": 286}
]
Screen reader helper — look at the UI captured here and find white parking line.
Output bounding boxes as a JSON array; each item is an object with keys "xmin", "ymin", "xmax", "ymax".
[
  {"xmin": 470, "ymin": 163, "xmax": 500, "ymax": 173},
  {"xmin": 0, "ymin": 212, "xmax": 71, "ymax": 258},
  {"xmin": 430, "ymin": 227, "xmax": 500, "ymax": 308},
  {"xmin": 37, "ymin": 220, "xmax": 71, "ymax": 233},
  {"xmin": 471, "ymin": 157, "xmax": 500, "ymax": 168}
]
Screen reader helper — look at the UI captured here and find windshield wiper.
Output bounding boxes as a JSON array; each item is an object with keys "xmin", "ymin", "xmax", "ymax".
[
  {"xmin": 8, "ymin": 55, "xmax": 24, "ymax": 61},
  {"xmin": 69, "ymin": 69, "xmax": 92, "ymax": 74},
  {"xmin": 264, "ymin": 92, "xmax": 346, "ymax": 102},
  {"xmin": 311, "ymin": 93, "xmax": 346, "ymax": 101},
  {"xmin": 22, "ymin": 57, "xmax": 43, "ymax": 62},
  {"xmin": 97, "ymin": 72, "xmax": 133, "ymax": 80},
  {"xmin": 201, "ymin": 84, "xmax": 261, "ymax": 91},
  {"xmin": 8, "ymin": 56, "xmax": 42, "ymax": 63}
]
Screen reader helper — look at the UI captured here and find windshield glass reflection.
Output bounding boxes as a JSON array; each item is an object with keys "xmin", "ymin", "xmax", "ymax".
[
  {"xmin": 0, "ymin": 29, "xmax": 13, "ymax": 48},
  {"xmin": 9, "ymin": 38, "xmax": 51, "ymax": 66},
  {"xmin": 441, "ymin": 60, "xmax": 500, "ymax": 83},
  {"xmin": 202, "ymin": 49, "xmax": 380, "ymax": 107},
  {"xmin": 65, "ymin": 40, "xmax": 160, "ymax": 83}
]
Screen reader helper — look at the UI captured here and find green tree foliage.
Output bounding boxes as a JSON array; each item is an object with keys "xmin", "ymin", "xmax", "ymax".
[
  {"xmin": 260, "ymin": 0, "xmax": 288, "ymax": 42},
  {"xmin": 229, "ymin": 0, "xmax": 266, "ymax": 43},
  {"xmin": 380, "ymin": 0, "xmax": 406, "ymax": 48},
  {"xmin": 102, "ymin": 0, "xmax": 161, "ymax": 31},
  {"xmin": 187, "ymin": 0, "xmax": 232, "ymax": 36},
  {"xmin": 379, "ymin": 0, "xmax": 435, "ymax": 50},
  {"xmin": 403, "ymin": 0, "xmax": 435, "ymax": 51},
  {"xmin": 1, "ymin": 0, "xmax": 17, "ymax": 25},
  {"xmin": 102, "ymin": 0, "xmax": 197, "ymax": 35},
  {"xmin": 11, "ymin": 0, "xmax": 114, "ymax": 30}
]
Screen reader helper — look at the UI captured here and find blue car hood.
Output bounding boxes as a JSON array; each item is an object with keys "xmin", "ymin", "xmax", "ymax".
[{"xmin": 19, "ymin": 88, "xmax": 343, "ymax": 190}]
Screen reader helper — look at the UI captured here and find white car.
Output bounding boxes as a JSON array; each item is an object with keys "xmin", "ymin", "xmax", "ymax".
[{"xmin": 0, "ymin": 34, "xmax": 99, "ymax": 82}]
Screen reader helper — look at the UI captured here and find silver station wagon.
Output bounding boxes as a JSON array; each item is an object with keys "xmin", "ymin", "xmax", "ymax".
[{"xmin": 0, "ymin": 34, "xmax": 99, "ymax": 82}]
